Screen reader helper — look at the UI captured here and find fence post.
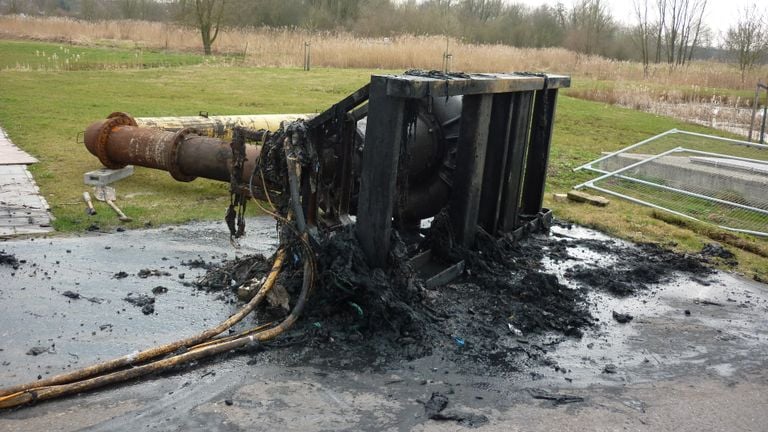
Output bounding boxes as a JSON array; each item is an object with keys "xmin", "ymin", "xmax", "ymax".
[
  {"xmin": 303, "ymin": 41, "xmax": 311, "ymax": 71},
  {"xmin": 761, "ymin": 101, "xmax": 767, "ymax": 145},
  {"xmin": 749, "ymin": 82, "xmax": 760, "ymax": 141}
]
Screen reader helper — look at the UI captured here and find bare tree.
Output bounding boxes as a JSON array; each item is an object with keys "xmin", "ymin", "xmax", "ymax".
[
  {"xmin": 632, "ymin": 0, "xmax": 652, "ymax": 75},
  {"xmin": 724, "ymin": 4, "xmax": 768, "ymax": 82},
  {"xmin": 654, "ymin": 0, "xmax": 666, "ymax": 62},
  {"xmin": 178, "ymin": 0, "xmax": 226, "ymax": 55},
  {"xmin": 676, "ymin": 0, "xmax": 706, "ymax": 65},
  {"xmin": 662, "ymin": 0, "xmax": 681, "ymax": 63},
  {"xmin": 659, "ymin": 0, "xmax": 708, "ymax": 66},
  {"xmin": 684, "ymin": 1, "xmax": 707, "ymax": 63}
]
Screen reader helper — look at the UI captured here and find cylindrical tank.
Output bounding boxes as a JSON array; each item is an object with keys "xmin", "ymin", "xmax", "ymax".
[{"xmin": 363, "ymin": 96, "xmax": 461, "ymax": 221}]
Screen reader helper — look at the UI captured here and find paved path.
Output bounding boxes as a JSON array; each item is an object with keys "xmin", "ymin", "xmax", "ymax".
[{"xmin": 0, "ymin": 127, "xmax": 53, "ymax": 237}]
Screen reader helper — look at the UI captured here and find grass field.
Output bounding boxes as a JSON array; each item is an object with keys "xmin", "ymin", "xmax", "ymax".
[
  {"xmin": 0, "ymin": 39, "xmax": 211, "ymax": 70},
  {"xmin": 0, "ymin": 39, "xmax": 765, "ymax": 279},
  {"xmin": 4, "ymin": 15, "xmax": 765, "ymax": 138}
]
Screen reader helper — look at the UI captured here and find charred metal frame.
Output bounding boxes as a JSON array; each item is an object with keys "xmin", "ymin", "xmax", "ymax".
[
  {"xmin": 82, "ymin": 72, "xmax": 569, "ymax": 269},
  {"xmin": 305, "ymin": 84, "xmax": 371, "ymax": 232},
  {"xmin": 355, "ymin": 72, "xmax": 570, "ymax": 267}
]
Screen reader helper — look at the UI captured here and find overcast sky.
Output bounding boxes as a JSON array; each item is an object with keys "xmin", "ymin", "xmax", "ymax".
[{"xmin": 513, "ymin": 0, "xmax": 758, "ymax": 38}]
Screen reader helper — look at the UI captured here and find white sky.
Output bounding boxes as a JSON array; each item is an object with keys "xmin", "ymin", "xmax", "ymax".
[{"xmin": 513, "ymin": 0, "xmax": 758, "ymax": 39}]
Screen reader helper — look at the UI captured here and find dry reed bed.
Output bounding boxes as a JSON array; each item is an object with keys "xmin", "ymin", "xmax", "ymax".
[
  {"xmin": 1, "ymin": 15, "xmax": 765, "ymax": 90},
  {"xmin": 567, "ymin": 83, "xmax": 757, "ymax": 108}
]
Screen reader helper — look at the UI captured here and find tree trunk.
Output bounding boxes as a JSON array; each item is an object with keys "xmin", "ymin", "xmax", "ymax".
[
  {"xmin": 193, "ymin": 0, "xmax": 223, "ymax": 56},
  {"xmin": 201, "ymin": 24, "xmax": 212, "ymax": 55}
]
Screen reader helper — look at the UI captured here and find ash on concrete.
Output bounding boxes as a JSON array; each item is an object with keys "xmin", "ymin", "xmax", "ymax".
[{"xmin": 0, "ymin": 218, "xmax": 766, "ymax": 432}]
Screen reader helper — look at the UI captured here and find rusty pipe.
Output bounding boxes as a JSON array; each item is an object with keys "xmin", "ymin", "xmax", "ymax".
[{"xmin": 84, "ymin": 112, "xmax": 261, "ymax": 185}]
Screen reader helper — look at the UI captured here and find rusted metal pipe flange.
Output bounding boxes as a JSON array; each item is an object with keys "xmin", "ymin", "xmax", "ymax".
[
  {"xmin": 168, "ymin": 128, "xmax": 198, "ymax": 182},
  {"xmin": 94, "ymin": 112, "xmax": 138, "ymax": 169}
]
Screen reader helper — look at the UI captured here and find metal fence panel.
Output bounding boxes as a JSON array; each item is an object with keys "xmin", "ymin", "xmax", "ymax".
[{"xmin": 574, "ymin": 130, "xmax": 768, "ymax": 237}]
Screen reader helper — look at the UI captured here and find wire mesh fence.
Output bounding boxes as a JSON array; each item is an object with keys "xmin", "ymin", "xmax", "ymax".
[{"xmin": 575, "ymin": 130, "xmax": 768, "ymax": 237}]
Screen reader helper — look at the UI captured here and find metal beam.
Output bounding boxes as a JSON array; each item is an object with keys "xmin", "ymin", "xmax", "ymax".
[
  {"xmin": 450, "ymin": 94, "xmax": 493, "ymax": 247},
  {"xmin": 521, "ymin": 87, "xmax": 559, "ymax": 215},
  {"xmin": 356, "ymin": 76, "xmax": 407, "ymax": 268},
  {"xmin": 382, "ymin": 73, "xmax": 570, "ymax": 99},
  {"xmin": 500, "ymin": 91, "xmax": 534, "ymax": 231},
  {"xmin": 478, "ymin": 93, "xmax": 514, "ymax": 234}
]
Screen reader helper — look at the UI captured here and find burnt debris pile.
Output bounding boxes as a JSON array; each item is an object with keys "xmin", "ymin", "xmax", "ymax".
[{"xmin": 191, "ymin": 215, "xmax": 712, "ymax": 373}]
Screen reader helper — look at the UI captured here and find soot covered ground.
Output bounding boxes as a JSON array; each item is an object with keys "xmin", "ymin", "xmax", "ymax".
[{"xmin": 196, "ymin": 220, "xmax": 714, "ymax": 375}]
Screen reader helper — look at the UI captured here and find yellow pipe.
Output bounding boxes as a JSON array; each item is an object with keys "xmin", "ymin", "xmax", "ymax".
[
  {"xmin": 135, "ymin": 114, "xmax": 312, "ymax": 139},
  {"xmin": 0, "ymin": 249, "xmax": 287, "ymax": 400}
]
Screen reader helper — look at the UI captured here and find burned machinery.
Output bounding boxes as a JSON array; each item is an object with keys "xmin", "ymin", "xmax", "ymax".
[
  {"xmin": 84, "ymin": 71, "xmax": 570, "ymax": 272},
  {"xmin": 0, "ymin": 71, "xmax": 570, "ymax": 409}
]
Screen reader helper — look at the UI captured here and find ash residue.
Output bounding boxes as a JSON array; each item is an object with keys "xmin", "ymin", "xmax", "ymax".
[
  {"xmin": 182, "ymin": 258, "xmax": 214, "ymax": 270},
  {"xmin": 700, "ymin": 242, "xmax": 737, "ymax": 266},
  {"xmin": 565, "ymin": 242, "xmax": 712, "ymax": 297},
  {"xmin": 506, "ymin": 272, "xmax": 592, "ymax": 337},
  {"xmin": 197, "ymin": 220, "xmax": 714, "ymax": 373},
  {"xmin": 566, "ymin": 265, "xmax": 645, "ymax": 297},
  {"xmin": 62, "ymin": 290, "xmax": 81, "ymax": 300},
  {"xmin": 0, "ymin": 251, "xmax": 20, "ymax": 269},
  {"xmin": 422, "ymin": 391, "xmax": 489, "ymax": 428},
  {"xmin": 138, "ymin": 269, "xmax": 171, "ymax": 278},
  {"xmin": 195, "ymin": 254, "xmax": 270, "ymax": 291},
  {"xmin": 26, "ymin": 346, "xmax": 52, "ymax": 356},
  {"xmin": 123, "ymin": 293, "xmax": 155, "ymax": 315}
]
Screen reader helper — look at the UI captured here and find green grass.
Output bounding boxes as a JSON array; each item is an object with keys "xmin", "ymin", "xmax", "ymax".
[
  {"xmin": 0, "ymin": 39, "xmax": 211, "ymax": 70},
  {"xmin": 0, "ymin": 39, "xmax": 765, "ymax": 279},
  {"xmin": 0, "ymin": 52, "xmax": 378, "ymax": 232}
]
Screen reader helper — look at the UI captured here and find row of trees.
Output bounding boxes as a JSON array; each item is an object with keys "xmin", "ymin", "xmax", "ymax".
[
  {"xmin": 633, "ymin": 0, "xmax": 708, "ymax": 71},
  {"xmin": 2, "ymin": 0, "xmax": 768, "ymax": 76},
  {"xmin": 631, "ymin": 0, "xmax": 768, "ymax": 81}
]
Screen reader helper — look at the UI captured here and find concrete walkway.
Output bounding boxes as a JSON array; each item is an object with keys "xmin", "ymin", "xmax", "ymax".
[{"xmin": 0, "ymin": 127, "xmax": 53, "ymax": 237}]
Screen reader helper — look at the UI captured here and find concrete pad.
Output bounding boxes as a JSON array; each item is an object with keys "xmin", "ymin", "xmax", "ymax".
[
  {"xmin": 84, "ymin": 166, "xmax": 135, "ymax": 186},
  {"xmin": 567, "ymin": 190, "xmax": 610, "ymax": 206}
]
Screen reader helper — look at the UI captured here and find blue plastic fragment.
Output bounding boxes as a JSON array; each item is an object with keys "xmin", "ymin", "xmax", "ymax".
[
  {"xmin": 313, "ymin": 322, "xmax": 322, "ymax": 328},
  {"xmin": 453, "ymin": 336, "xmax": 465, "ymax": 347},
  {"xmin": 348, "ymin": 302, "xmax": 364, "ymax": 318}
]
